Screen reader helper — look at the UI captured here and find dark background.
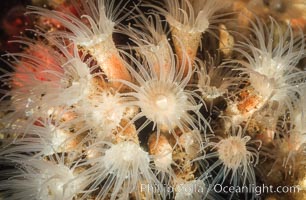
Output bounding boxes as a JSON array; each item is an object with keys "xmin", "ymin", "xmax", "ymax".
[{"xmin": 0, "ymin": 1, "xmax": 31, "ymax": 53}]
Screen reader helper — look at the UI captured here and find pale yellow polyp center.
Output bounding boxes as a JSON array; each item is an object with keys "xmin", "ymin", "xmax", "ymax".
[{"xmin": 155, "ymin": 95, "xmax": 168, "ymax": 110}]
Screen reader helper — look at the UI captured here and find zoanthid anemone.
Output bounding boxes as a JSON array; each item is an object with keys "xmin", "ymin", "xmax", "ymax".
[
  {"xmin": 268, "ymin": 95, "xmax": 306, "ymax": 176},
  {"xmin": 178, "ymin": 130, "xmax": 203, "ymax": 159},
  {"xmin": 293, "ymin": 90, "xmax": 306, "ymax": 134},
  {"xmin": 75, "ymin": 89, "xmax": 133, "ymax": 140},
  {"xmin": 233, "ymin": 17, "xmax": 306, "ymax": 118},
  {"xmin": 147, "ymin": 0, "xmax": 231, "ymax": 70},
  {"xmin": 0, "ymin": 41, "xmax": 60, "ymax": 123},
  {"xmin": 148, "ymin": 133, "xmax": 175, "ymax": 185},
  {"xmin": 0, "ymin": 115, "xmax": 83, "ymax": 157},
  {"xmin": 1, "ymin": 40, "xmax": 96, "ymax": 125},
  {"xmin": 271, "ymin": 131, "xmax": 306, "ymax": 176},
  {"xmin": 115, "ymin": 42, "xmax": 209, "ymax": 141},
  {"xmin": 199, "ymin": 126, "xmax": 261, "ymax": 193},
  {"xmin": 27, "ymin": 0, "xmax": 132, "ymax": 87},
  {"xmin": 0, "ymin": 154, "xmax": 90, "ymax": 200},
  {"xmin": 28, "ymin": 0, "xmax": 122, "ymax": 47},
  {"xmin": 123, "ymin": 12, "xmax": 172, "ymax": 77},
  {"xmin": 196, "ymin": 57, "xmax": 240, "ymax": 102},
  {"xmin": 82, "ymin": 140, "xmax": 163, "ymax": 200},
  {"xmin": 157, "ymin": 0, "xmax": 230, "ymax": 33}
]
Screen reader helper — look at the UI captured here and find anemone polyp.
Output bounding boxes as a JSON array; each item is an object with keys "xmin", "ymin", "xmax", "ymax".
[
  {"xmin": 0, "ymin": 42, "xmax": 98, "ymax": 132},
  {"xmin": 217, "ymin": 134, "xmax": 259, "ymax": 177},
  {"xmin": 270, "ymin": 130, "xmax": 306, "ymax": 176},
  {"xmin": 117, "ymin": 49, "xmax": 208, "ymax": 137},
  {"xmin": 233, "ymin": 18, "xmax": 306, "ymax": 117},
  {"xmin": 138, "ymin": 80, "xmax": 188, "ymax": 128},
  {"xmin": 264, "ymin": 93, "xmax": 306, "ymax": 176},
  {"xmin": 84, "ymin": 141, "xmax": 162, "ymax": 199},
  {"xmin": 217, "ymin": 135, "xmax": 250, "ymax": 169},
  {"xmin": 148, "ymin": 133, "xmax": 174, "ymax": 177},
  {"xmin": 28, "ymin": 0, "xmax": 132, "ymax": 88},
  {"xmin": 104, "ymin": 141, "xmax": 148, "ymax": 167},
  {"xmin": 0, "ymin": 156, "xmax": 89, "ymax": 200},
  {"xmin": 179, "ymin": 130, "xmax": 202, "ymax": 159},
  {"xmin": 202, "ymin": 126, "xmax": 261, "ymax": 188},
  {"xmin": 76, "ymin": 90, "xmax": 127, "ymax": 139},
  {"xmin": 5, "ymin": 42, "xmax": 94, "ymax": 122},
  {"xmin": 1, "ymin": 0, "xmax": 306, "ymax": 199},
  {"xmin": 124, "ymin": 12, "xmax": 172, "ymax": 76},
  {"xmin": 196, "ymin": 58, "xmax": 238, "ymax": 101},
  {"xmin": 0, "ymin": 118, "xmax": 78, "ymax": 157},
  {"xmin": 37, "ymin": 164, "xmax": 80, "ymax": 199},
  {"xmin": 149, "ymin": 0, "xmax": 230, "ymax": 72}
]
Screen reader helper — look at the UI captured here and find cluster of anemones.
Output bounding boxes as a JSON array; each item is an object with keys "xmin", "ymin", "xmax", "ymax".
[{"xmin": 0, "ymin": 0, "xmax": 305, "ymax": 200}]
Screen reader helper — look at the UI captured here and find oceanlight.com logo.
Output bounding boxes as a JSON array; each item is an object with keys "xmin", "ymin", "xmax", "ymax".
[
  {"xmin": 213, "ymin": 184, "xmax": 302, "ymax": 196},
  {"xmin": 140, "ymin": 183, "xmax": 302, "ymax": 196}
]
